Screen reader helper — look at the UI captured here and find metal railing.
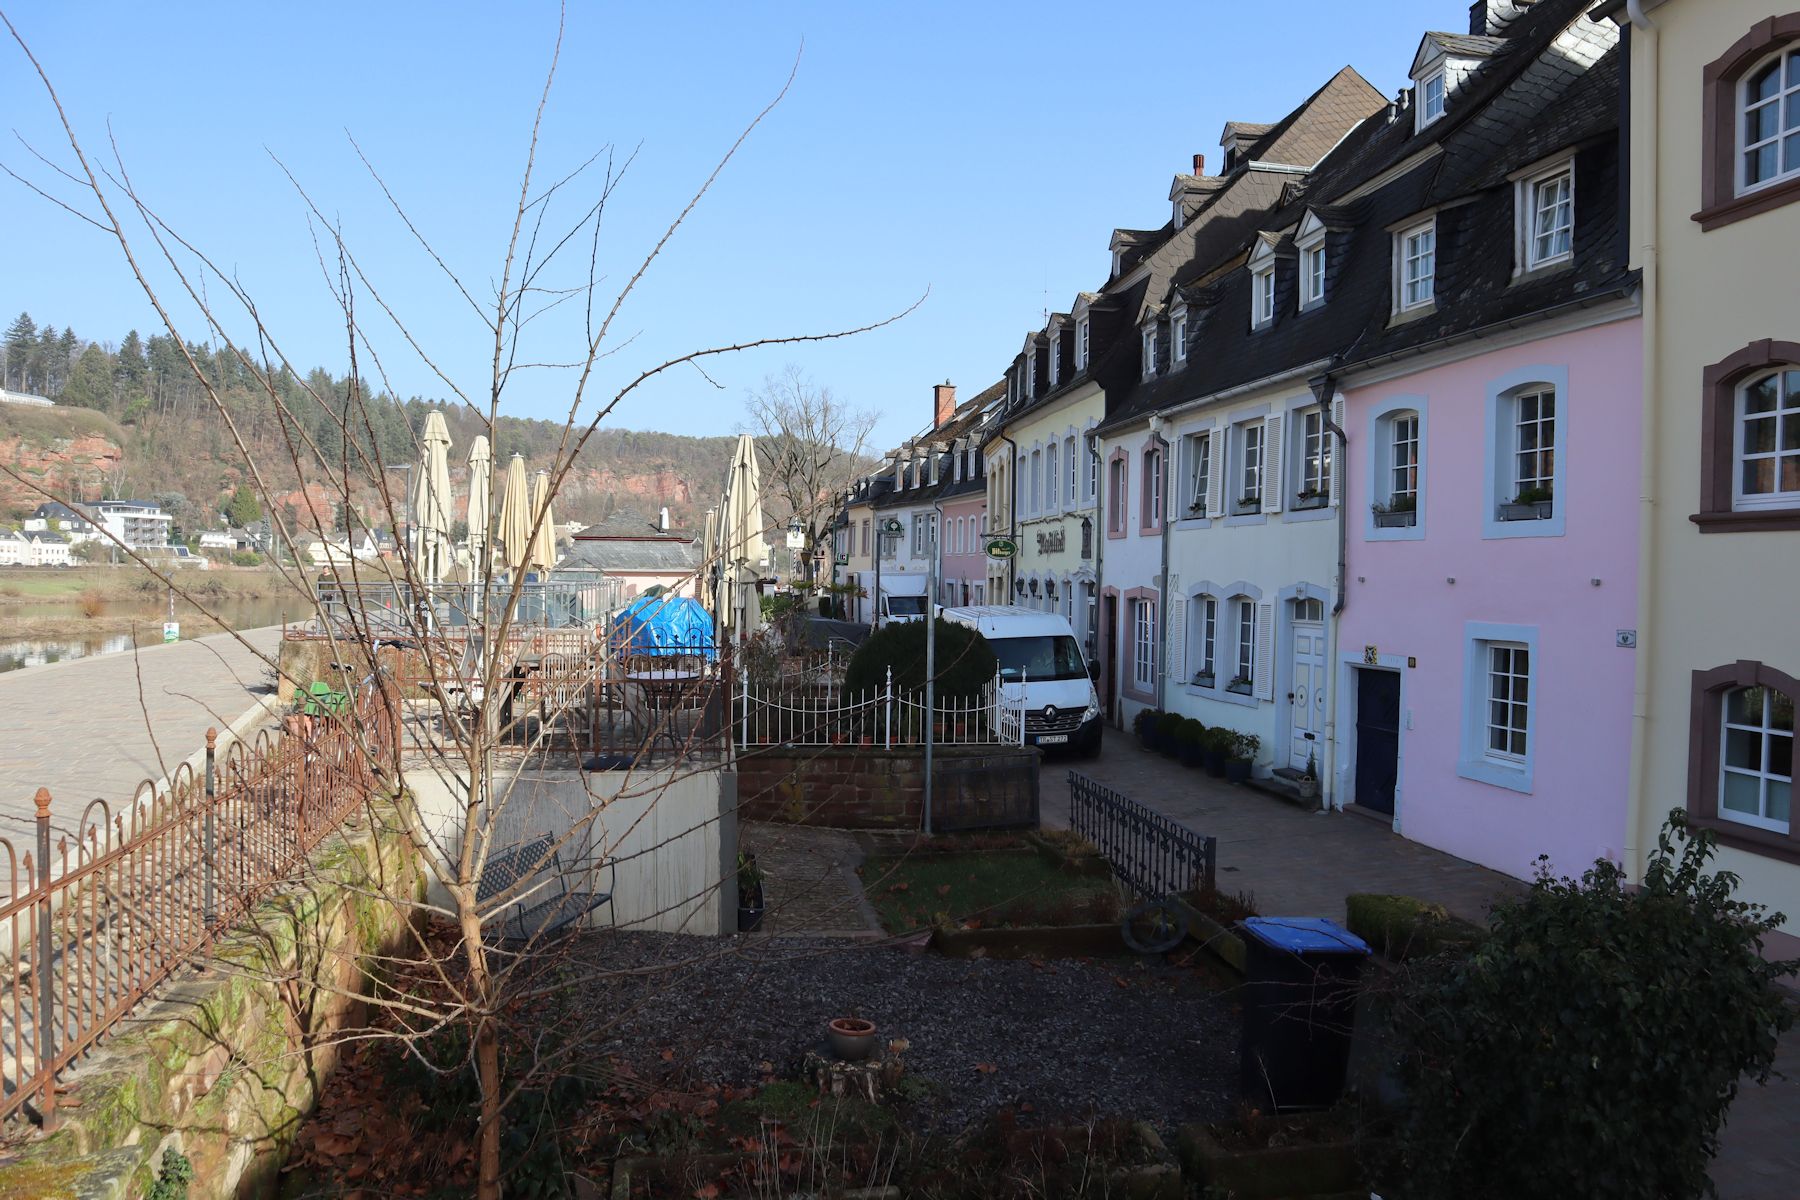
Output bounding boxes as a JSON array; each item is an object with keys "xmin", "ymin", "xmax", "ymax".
[
  {"xmin": 0, "ymin": 694, "xmax": 395, "ymax": 1126},
  {"xmin": 311, "ymin": 575, "xmax": 621, "ymax": 632},
  {"xmin": 734, "ymin": 668, "xmax": 1026, "ymax": 749},
  {"xmin": 1067, "ymin": 771, "xmax": 1215, "ymax": 900}
]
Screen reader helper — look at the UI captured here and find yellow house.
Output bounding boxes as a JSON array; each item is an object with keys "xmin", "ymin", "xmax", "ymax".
[{"xmin": 1605, "ymin": 0, "xmax": 1800, "ymax": 943}]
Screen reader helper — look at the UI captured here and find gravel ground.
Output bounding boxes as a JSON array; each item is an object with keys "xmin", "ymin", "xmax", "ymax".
[{"xmin": 571, "ymin": 931, "xmax": 1238, "ymax": 1133}]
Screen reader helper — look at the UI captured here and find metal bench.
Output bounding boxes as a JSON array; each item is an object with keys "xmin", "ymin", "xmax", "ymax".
[{"xmin": 475, "ymin": 835, "xmax": 611, "ymax": 942}]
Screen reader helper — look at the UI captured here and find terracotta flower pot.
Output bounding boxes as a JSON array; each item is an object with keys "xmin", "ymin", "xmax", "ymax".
[{"xmin": 827, "ymin": 1017, "xmax": 878, "ymax": 1061}]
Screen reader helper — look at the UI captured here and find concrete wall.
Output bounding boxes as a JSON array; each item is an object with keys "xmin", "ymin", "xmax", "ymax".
[
  {"xmin": 1626, "ymin": 0, "xmax": 1800, "ymax": 932},
  {"xmin": 1338, "ymin": 316, "xmax": 1642, "ymax": 879},
  {"xmin": 406, "ymin": 760, "xmax": 736, "ymax": 936}
]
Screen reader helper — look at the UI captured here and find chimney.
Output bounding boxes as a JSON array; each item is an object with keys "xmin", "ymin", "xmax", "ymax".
[
  {"xmin": 658, "ymin": 506, "xmax": 669, "ymax": 531},
  {"xmin": 1192, "ymin": 153, "xmax": 1205, "ymax": 175},
  {"xmin": 933, "ymin": 380, "xmax": 956, "ymax": 429}
]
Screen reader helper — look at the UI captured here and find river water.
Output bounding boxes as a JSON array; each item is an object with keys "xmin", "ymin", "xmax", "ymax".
[{"xmin": 0, "ymin": 595, "xmax": 300, "ymax": 673}]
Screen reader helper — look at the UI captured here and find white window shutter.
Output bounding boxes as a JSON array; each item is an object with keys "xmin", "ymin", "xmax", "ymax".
[
  {"xmin": 1261, "ymin": 414, "xmax": 1285, "ymax": 514},
  {"xmin": 1253, "ymin": 601, "xmax": 1275, "ymax": 700},
  {"xmin": 1329, "ymin": 398, "xmax": 1346, "ymax": 507},
  {"xmin": 1165, "ymin": 587, "xmax": 1185, "ymax": 682},
  {"xmin": 1207, "ymin": 430, "xmax": 1226, "ymax": 518}
]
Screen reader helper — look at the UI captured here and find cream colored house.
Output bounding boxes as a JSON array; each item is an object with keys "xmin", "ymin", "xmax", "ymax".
[{"xmin": 1604, "ymin": 0, "xmax": 1800, "ymax": 942}]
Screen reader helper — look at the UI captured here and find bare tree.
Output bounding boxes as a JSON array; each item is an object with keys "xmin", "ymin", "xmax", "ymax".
[
  {"xmin": 1, "ymin": 7, "xmax": 917, "ymax": 1197},
  {"xmin": 741, "ymin": 363, "xmax": 878, "ymax": 583}
]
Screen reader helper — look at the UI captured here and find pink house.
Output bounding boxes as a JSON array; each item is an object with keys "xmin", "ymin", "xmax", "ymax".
[{"xmin": 1336, "ymin": 316, "xmax": 1642, "ymax": 879}]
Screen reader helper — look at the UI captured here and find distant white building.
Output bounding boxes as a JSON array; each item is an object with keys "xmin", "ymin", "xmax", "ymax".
[
  {"xmin": 0, "ymin": 529, "xmax": 74, "ymax": 567},
  {"xmin": 87, "ymin": 500, "xmax": 173, "ymax": 549},
  {"xmin": 0, "ymin": 387, "xmax": 52, "ymax": 408},
  {"xmin": 0, "ymin": 530, "xmax": 29, "ymax": 566}
]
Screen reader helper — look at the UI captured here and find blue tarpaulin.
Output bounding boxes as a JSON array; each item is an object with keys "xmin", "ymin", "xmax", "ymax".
[{"xmin": 610, "ymin": 594, "xmax": 718, "ymax": 660}]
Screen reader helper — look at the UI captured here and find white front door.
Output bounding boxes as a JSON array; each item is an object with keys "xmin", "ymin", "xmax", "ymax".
[{"xmin": 1289, "ymin": 618, "xmax": 1327, "ymax": 771}]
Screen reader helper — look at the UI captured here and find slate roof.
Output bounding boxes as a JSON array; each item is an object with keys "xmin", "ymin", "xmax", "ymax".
[
  {"xmin": 1422, "ymin": 31, "xmax": 1510, "ymax": 59},
  {"xmin": 872, "ymin": 381, "xmax": 1006, "ymax": 510},
  {"xmin": 1098, "ymin": 0, "xmax": 1630, "ymax": 434},
  {"xmin": 32, "ymin": 501, "xmax": 84, "ymax": 522},
  {"xmin": 561, "ymin": 534, "xmax": 701, "ymax": 574},
  {"xmin": 1251, "ymin": 67, "xmax": 1390, "ymax": 168}
]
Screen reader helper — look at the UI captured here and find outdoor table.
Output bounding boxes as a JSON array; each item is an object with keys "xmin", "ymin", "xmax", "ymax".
[
  {"xmin": 624, "ymin": 669, "xmax": 701, "ymax": 751},
  {"xmin": 500, "ymin": 654, "xmax": 546, "ymax": 735}
]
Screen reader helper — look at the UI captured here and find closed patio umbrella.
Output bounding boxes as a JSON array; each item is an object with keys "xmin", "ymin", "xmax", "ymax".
[
  {"xmin": 497, "ymin": 453, "xmax": 531, "ymax": 572},
  {"xmin": 719, "ymin": 434, "xmax": 767, "ymax": 639},
  {"xmin": 528, "ymin": 469, "xmax": 558, "ymax": 573},
  {"xmin": 464, "ymin": 434, "xmax": 492, "ymax": 579},
  {"xmin": 410, "ymin": 410, "xmax": 454, "ymax": 585},
  {"xmin": 699, "ymin": 505, "xmax": 719, "ymax": 614}
]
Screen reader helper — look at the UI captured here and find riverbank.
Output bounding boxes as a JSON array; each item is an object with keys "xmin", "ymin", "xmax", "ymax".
[{"xmin": 0, "ymin": 564, "xmax": 307, "ymax": 605}]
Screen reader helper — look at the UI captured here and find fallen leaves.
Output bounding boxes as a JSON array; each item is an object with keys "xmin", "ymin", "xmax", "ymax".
[{"xmin": 974, "ymin": 1061, "xmax": 999, "ymax": 1075}]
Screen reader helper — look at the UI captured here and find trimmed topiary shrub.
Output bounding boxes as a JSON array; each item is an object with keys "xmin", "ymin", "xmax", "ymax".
[
  {"xmin": 1381, "ymin": 811, "xmax": 1798, "ymax": 1200},
  {"xmin": 1345, "ymin": 893, "xmax": 1485, "ymax": 961},
  {"xmin": 1155, "ymin": 711, "xmax": 1184, "ymax": 754},
  {"xmin": 845, "ymin": 617, "xmax": 997, "ymax": 698}
]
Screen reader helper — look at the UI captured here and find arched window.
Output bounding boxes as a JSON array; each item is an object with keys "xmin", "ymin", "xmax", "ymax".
[
  {"xmin": 1736, "ymin": 368, "xmax": 1800, "ymax": 509},
  {"xmin": 1046, "ymin": 442, "xmax": 1060, "ymax": 512},
  {"xmin": 1721, "ymin": 685, "xmax": 1794, "ymax": 833},
  {"xmin": 1699, "ymin": 16, "xmax": 1800, "ymax": 227},
  {"xmin": 1188, "ymin": 594, "xmax": 1218, "ymax": 686},
  {"xmin": 1741, "ymin": 48, "xmax": 1800, "ymax": 193}
]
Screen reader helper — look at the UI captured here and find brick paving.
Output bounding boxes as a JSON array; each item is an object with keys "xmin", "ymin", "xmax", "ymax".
[
  {"xmin": 0, "ymin": 626, "xmax": 282, "ymax": 840},
  {"xmin": 739, "ymin": 822, "xmax": 887, "ymax": 937}
]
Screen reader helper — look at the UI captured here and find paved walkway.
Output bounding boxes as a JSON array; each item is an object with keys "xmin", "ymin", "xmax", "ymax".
[
  {"xmin": 740, "ymin": 822, "xmax": 886, "ymax": 937},
  {"xmin": 1041, "ymin": 728, "xmax": 1797, "ymax": 1200},
  {"xmin": 0, "ymin": 626, "xmax": 282, "ymax": 839}
]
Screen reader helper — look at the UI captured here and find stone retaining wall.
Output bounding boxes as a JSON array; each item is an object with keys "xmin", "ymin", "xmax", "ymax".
[
  {"xmin": 0, "ymin": 801, "xmax": 424, "ymax": 1199},
  {"xmin": 735, "ymin": 745, "xmax": 1040, "ymax": 829}
]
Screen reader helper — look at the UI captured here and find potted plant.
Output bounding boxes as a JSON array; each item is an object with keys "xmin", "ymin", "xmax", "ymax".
[
  {"xmin": 1371, "ymin": 492, "xmax": 1417, "ymax": 528},
  {"xmin": 1294, "ymin": 487, "xmax": 1327, "ymax": 509},
  {"xmin": 1499, "ymin": 485, "xmax": 1554, "ymax": 521},
  {"xmin": 1226, "ymin": 673, "xmax": 1254, "ymax": 696},
  {"xmin": 826, "ymin": 1016, "xmax": 878, "ymax": 1061},
  {"xmin": 1187, "ymin": 496, "xmax": 1208, "ymax": 519},
  {"xmin": 1178, "ymin": 718, "xmax": 1209, "ymax": 768},
  {"xmin": 737, "ymin": 852, "xmax": 765, "ymax": 933},
  {"xmin": 1225, "ymin": 732, "xmax": 1259, "ymax": 784},
  {"xmin": 1192, "ymin": 667, "xmax": 1215, "ymax": 687},
  {"xmin": 1236, "ymin": 492, "xmax": 1262, "ymax": 514},
  {"xmin": 1297, "ymin": 748, "xmax": 1319, "ymax": 801},
  {"xmin": 1156, "ymin": 711, "xmax": 1185, "ymax": 756},
  {"xmin": 1134, "ymin": 708, "xmax": 1160, "ymax": 748},
  {"xmin": 1203, "ymin": 727, "xmax": 1234, "ymax": 776}
]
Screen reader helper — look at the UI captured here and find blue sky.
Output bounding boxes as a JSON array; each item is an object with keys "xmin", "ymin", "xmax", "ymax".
[{"xmin": 2, "ymin": 1, "xmax": 1450, "ymax": 451}]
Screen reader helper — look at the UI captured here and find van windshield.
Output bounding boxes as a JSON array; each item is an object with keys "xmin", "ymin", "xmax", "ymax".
[
  {"xmin": 886, "ymin": 595, "xmax": 928, "ymax": 616},
  {"xmin": 990, "ymin": 635, "xmax": 1087, "ymax": 682}
]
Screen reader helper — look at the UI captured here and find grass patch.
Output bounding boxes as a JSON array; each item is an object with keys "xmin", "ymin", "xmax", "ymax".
[
  {"xmin": 1345, "ymin": 892, "xmax": 1485, "ymax": 961},
  {"xmin": 859, "ymin": 851, "xmax": 1121, "ymax": 933}
]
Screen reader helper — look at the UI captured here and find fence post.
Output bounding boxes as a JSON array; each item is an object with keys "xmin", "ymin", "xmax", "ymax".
[
  {"xmin": 203, "ymin": 727, "xmax": 217, "ymax": 943},
  {"xmin": 883, "ymin": 665, "xmax": 893, "ymax": 750},
  {"xmin": 33, "ymin": 786, "xmax": 56, "ymax": 1129},
  {"xmin": 739, "ymin": 666, "xmax": 749, "ymax": 750},
  {"xmin": 1018, "ymin": 668, "xmax": 1029, "ymax": 746}
]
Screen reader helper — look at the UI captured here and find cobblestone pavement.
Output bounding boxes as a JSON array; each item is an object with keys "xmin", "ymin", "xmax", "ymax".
[
  {"xmin": 739, "ymin": 822, "xmax": 892, "ymax": 937},
  {"xmin": 0, "ymin": 626, "xmax": 282, "ymax": 839}
]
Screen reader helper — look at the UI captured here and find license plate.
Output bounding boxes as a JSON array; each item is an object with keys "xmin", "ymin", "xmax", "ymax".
[{"xmin": 1037, "ymin": 733, "xmax": 1069, "ymax": 744}]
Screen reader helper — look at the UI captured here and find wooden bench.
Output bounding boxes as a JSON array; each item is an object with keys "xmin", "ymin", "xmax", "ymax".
[{"xmin": 476, "ymin": 835, "xmax": 611, "ymax": 942}]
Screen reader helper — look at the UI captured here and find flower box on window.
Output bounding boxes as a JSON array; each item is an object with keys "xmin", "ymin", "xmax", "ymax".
[
  {"xmin": 1372, "ymin": 494, "xmax": 1417, "ymax": 528},
  {"xmin": 1192, "ymin": 671, "xmax": 1215, "ymax": 687},
  {"xmin": 1498, "ymin": 488, "xmax": 1554, "ymax": 522},
  {"xmin": 1294, "ymin": 489, "xmax": 1328, "ymax": 510},
  {"xmin": 1226, "ymin": 676, "xmax": 1253, "ymax": 696},
  {"xmin": 1235, "ymin": 494, "xmax": 1261, "ymax": 515},
  {"xmin": 1187, "ymin": 499, "xmax": 1208, "ymax": 519}
]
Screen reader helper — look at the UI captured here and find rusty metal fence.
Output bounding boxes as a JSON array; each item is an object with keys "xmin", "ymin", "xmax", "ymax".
[{"xmin": 0, "ymin": 693, "xmax": 395, "ymax": 1127}]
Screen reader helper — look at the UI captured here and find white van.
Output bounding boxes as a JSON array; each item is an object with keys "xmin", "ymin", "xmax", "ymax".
[
  {"xmin": 942, "ymin": 605, "xmax": 1102, "ymax": 756},
  {"xmin": 877, "ymin": 573, "xmax": 930, "ymax": 626}
]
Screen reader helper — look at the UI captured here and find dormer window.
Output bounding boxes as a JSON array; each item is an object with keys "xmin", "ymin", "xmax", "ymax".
[
  {"xmin": 1419, "ymin": 70, "xmax": 1446, "ymax": 128},
  {"xmin": 1049, "ymin": 332, "xmax": 1062, "ymax": 387},
  {"xmin": 1171, "ymin": 309, "xmax": 1188, "ymax": 364},
  {"xmin": 1252, "ymin": 266, "xmax": 1276, "ymax": 328},
  {"xmin": 1516, "ymin": 160, "xmax": 1574, "ymax": 272},
  {"xmin": 1142, "ymin": 326, "xmax": 1158, "ymax": 379},
  {"xmin": 1394, "ymin": 217, "xmax": 1437, "ymax": 313},
  {"xmin": 1027, "ymin": 354, "xmax": 1037, "ymax": 397},
  {"xmin": 1296, "ymin": 211, "xmax": 1327, "ymax": 309},
  {"xmin": 1076, "ymin": 318, "xmax": 1091, "ymax": 370}
]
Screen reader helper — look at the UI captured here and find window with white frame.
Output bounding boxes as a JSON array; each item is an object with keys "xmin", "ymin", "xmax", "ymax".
[
  {"xmin": 1046, "ymin": 442, "xmax": 1059, "ymax": 513},
  {"xmin": 1142, "ymin": 326, "xmax": 1158, "ymax": 378},
  {"xmin": 1418, "ymin": 69, "xmax": 1446, "ymax": 128},
  {"xmin": 1230, "ymin": 600, "xmax": 1255, "ymax": 691},
  {"xmin": 1397, "ymin": 220, "xmax": 1436, "ymax": 311},
  {"xmin": 1142, "ymin": 447, "xmax": 1162, "ymax": 528},
  {"xmin": 1742, "ymin": 48, "xmax": 1800, "ymax": 193},
  {"xmin": 1252, "ymin": 266, "xmax": 1276, "ymax": 328},
  {"xmin": 1131, "ymin": 598, "xmax": 1157, "ymax": 691},
  {"xmin": 1483, "ymin": 642, "xmax": 1531, "ymax": 763},
  {"xmin": 1185, "ymin": 430, "xmax": 1212, "ymax": 516},
  {"xmin": 1190, "ymin": 594, "xmax": 1217, "ymax": 684},
  {"xmin": 1065, "ymin": 435, "xmax": 1077, "ymax": 504},
  {"xmin": 1736, "ymin": 368, "xmax": 1800, "ymax": 509},
  {"xmin": 1296, "ymin": 409, "xmax": 1330, "ymax": 505},
  {"xmin": 1235, "ymin": 421, "xmax": 1265, "ymax": 510},
  {"xmin": 1301, "ymin": 242, "xmax": 1326, "ymax": 307},
  {"xmin": 1720, "ymin": 684, "xmax": 1794, "ymax": 832},
  {"xmin": 1504, "ymin": 386, "xmax": 1556, "ymax": 511},
  {"xmin": 1027, "ymin": 354, "xmax": 1037, "ymax": 397},
  {"xmin": 1087, "ymin": 442, "xmax": 1099, "ymax": 500},
  {"xmin": 1520, "ymin": 163, "xmax": 1574, "ymax": 270},
  {"xmin": 1029, "ymin": 450, "xmax": 1042, "ymax": 517},
  {"xmin": 860, "ymin": 519, "xmax": 869, "ymax": 556},
  {"xmin": 1374, "ymin": 409, "xmax": 1421, "ymax": 525},
  {"xmin": 1076, "ymin": 317, "xmax": 1090, "ymax": 369},
  {"xmin": 1172, "ymin": 310, "xmax": 1188, "ymax": 363},
  {"xmin": 1049, "ymin": 335, "xmax": 1061, "ymax": 387}
]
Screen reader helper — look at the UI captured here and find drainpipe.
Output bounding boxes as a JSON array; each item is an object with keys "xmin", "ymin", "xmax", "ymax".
[
  {"xmin": 998, "ymin": 428, "xmax": 1020, "ymax": 602},
  {"xmin": 1623, "ymin": 0, "xmax": 1658, "ymax": 882},
  {"xmin": 1147, "ymin": 415, "xmax": 1173, "ymax": 714},
  {"xmin": 1086, "ymin": 427, "xmax": 1108, "ymax": 721},
  {"xmin": 1311, "ymin": 372, "xmax": 1349, "ymax": 812}
]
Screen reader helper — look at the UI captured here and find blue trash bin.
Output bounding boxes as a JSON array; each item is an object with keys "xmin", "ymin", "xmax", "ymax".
[{"xmin": 1238, "ymin": 916, "xmax": 1370, "ymax": 1112}]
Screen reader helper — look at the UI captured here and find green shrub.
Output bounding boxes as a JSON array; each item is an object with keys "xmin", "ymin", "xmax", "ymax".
[
  {"xmin": 1178, "ymin": 717, "xmax": 1207, "ymax": 750},
  {"xmin": 1383, "ymin": 811, "xmax": 1797, "ymax": 1200},
  {"xmin": 1203, "ymin": 727, "xmax": 1236, "ymax": 757},
  {"xmin": 1133, "ymin": 708, "xmax": 1160, "ymax": 740},
  {"xmin": 845, "ymin": 617, "xmax": 996, "ymax": 698},
  {"xmin": 1155, "ymin": 711, "xmax": 1183, "ymax": 746},
  {"xmin": 1345, "ymin": 893, "xmax": 1484, "ymax": 961}
]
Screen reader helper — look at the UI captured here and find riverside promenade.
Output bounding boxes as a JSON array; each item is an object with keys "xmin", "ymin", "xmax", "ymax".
[{"xmin": 0, "ymin": 626, "xmax": 283, "ymax": 840}]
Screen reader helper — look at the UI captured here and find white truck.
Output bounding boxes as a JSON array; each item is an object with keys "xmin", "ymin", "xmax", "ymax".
[
  {"xmin": 876, "ymin": 573, "xmax": 930, "ymax": 626},
  {"xmin": 942, "ymin": 605, "xmax": 1102, "ymax": 756}
]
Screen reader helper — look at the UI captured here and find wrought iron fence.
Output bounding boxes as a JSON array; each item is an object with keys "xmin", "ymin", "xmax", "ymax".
[
  {"xmin": 1066, "ymin": 771, "xmax": 1215, "ymax": 900},
  {"xmin": 0, "ymin": 693, "xmax": 395, "ymax": 1126},
  {"xmin": 734, "ymin": 668, "xmax": 1026, "ymax": 749}
]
